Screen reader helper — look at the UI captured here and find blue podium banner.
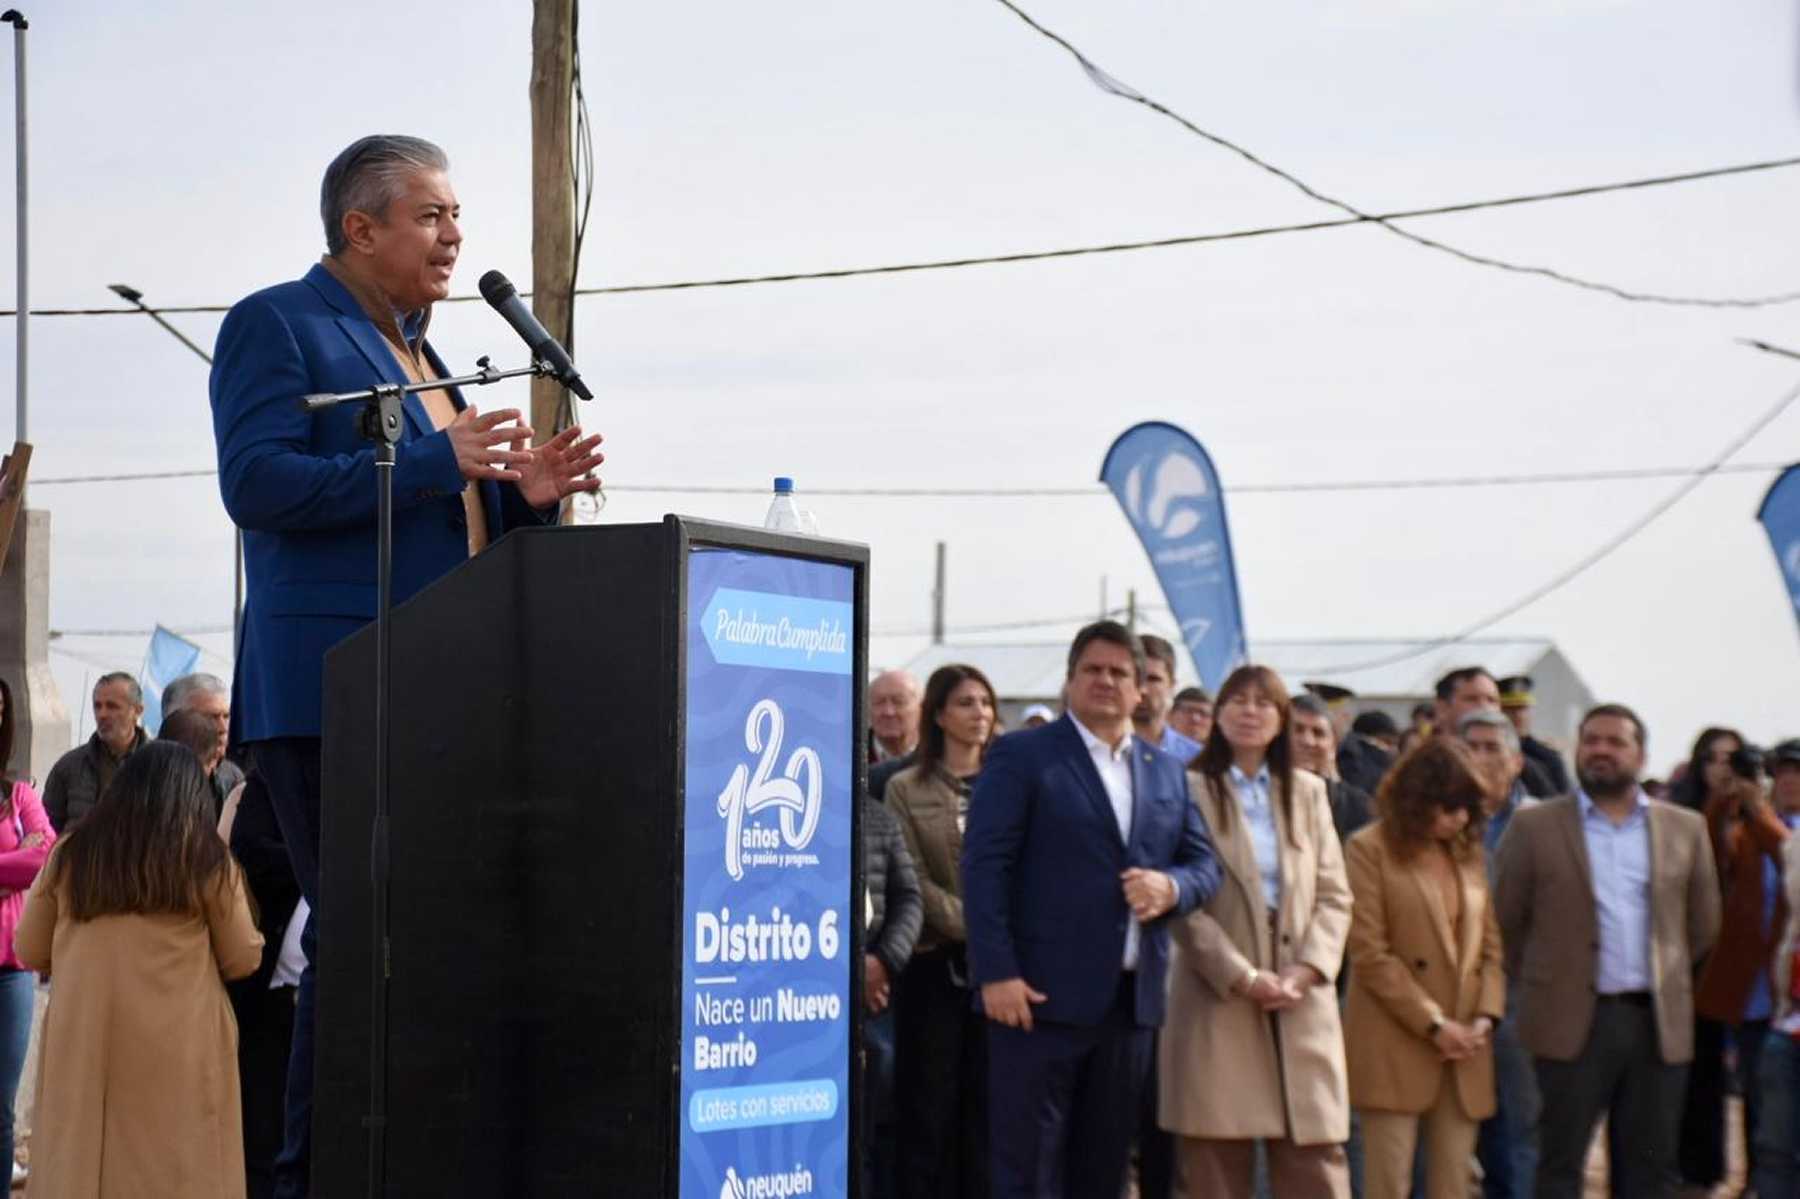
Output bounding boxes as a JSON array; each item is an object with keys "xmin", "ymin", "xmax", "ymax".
[
  {"xmin": 1099, "ymin": 421, "xmax": 1249, "ymax": 691},
  {"xmin": 681, "ymin": 548, "xmax": 856, "ymax": 1199}
]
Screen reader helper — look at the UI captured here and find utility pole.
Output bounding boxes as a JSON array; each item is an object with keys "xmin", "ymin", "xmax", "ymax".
[
  {"xmin": 529, "ymin": 0, "xmax": 576, "ymax": 475},
  {"xmin": 1126, "ymin": 588, "xmax": 1137, "ymax": 633},
  {"xmin": 931, "ymin": 541, "xmax": 945, "ymax": 645}
]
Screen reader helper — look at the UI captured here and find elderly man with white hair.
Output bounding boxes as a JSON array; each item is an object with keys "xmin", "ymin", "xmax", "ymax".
[
  {"xmin": 868, "ymin": 669, "xmax": 923, "ymax": 803},
  {"xmin": 161, "ymin": 672, "xmax": 244, "ymax": 812}
]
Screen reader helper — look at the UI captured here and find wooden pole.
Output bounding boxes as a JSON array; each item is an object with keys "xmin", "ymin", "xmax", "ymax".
[{"xmin": 529, "ymin": 0, "xmax": 575, "ymax": 469}]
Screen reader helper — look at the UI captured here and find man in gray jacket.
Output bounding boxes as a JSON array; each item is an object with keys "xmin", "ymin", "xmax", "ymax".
[{"xmin": 43, "ymin": 672, "xmax": 148, "ymax": 830}]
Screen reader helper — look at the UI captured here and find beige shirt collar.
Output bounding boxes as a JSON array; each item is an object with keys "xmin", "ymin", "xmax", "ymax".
[{"xmin": 320, "ymin": 254, "xmax": 432, "ymax": 355}]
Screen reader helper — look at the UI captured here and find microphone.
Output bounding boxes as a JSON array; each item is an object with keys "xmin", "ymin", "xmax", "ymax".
[{"xmin": 477, "ymin": 270, "xmax": 594, "ymax": 401}]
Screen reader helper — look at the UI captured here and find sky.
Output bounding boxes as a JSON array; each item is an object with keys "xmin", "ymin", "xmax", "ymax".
[{"xmin": 7, "ymin": 0, "xmax": 1800, "ymax": 773}]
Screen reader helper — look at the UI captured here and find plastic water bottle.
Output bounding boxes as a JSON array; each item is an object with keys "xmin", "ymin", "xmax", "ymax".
[{"xmin": 763, "ymin": 477, "xmax": 819, "ymax": 534}]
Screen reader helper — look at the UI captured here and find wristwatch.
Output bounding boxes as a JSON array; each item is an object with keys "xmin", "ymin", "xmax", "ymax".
[{"xmin": 1426, "ymin": 1017, "xmax": 1445, "ymax": 1039}]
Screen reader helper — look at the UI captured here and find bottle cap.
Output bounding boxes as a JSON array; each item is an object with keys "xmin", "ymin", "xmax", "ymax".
[{"xmin": 773, "ymin": 476, "xmax": 794, "ymax": 494}]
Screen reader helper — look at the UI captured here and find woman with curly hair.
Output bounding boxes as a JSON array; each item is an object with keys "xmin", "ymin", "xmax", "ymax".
[{"xmin": 1343, "ymin": 738, "xmax": 1506, "ymax": 1199}]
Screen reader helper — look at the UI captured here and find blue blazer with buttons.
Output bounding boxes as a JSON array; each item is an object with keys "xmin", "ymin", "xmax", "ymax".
[
  {"xmin": 209, "ymin": 263, "xmax": 552, "ymax": 743},
  {"xmin": 962, "ymin": 714, "xmax": 1223, "ymax": 1028}
]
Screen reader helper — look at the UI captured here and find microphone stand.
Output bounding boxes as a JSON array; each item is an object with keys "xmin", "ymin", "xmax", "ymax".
[{"xmin": 297, "ymin": 354, "xmax": 554, "ymax": 1199}]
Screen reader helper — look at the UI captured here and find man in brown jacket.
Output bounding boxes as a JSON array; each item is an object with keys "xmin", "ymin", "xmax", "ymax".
[{"xmin": 1493, "ymin": 703, "xmax": 1721, "ymax": 1199}]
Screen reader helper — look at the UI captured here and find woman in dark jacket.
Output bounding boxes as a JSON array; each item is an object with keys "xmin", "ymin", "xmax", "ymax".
[
  {"xmin": 1671, "ymin": 726, "xmax": 1751, "ymax": 1190},
  {"xmin": 886, "ymin": 664, "xmax": 998, "ymax": 1199},
  {"xmin": 1690, "ymin": 772, "xmax": 1789, "ymax": 1190}
]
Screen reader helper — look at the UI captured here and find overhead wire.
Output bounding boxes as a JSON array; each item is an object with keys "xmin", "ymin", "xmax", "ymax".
[
  {"xmin": 5, "ymin": 157, "xmax": 1797, "ymax": 318},
  {"xmin": 1290, "ymin": 375, "xmax": 1800, "ymax": 676},
  {"xmin": 991, "ymin": 0, "xmax": 1800, "ymax": 309},
  {"xmin": 560, "ymin": 0, "xmax": 596, "ymax": 436},
  {"xmin": 25, "ymin": 459, "xmax": 1795, "ymax": 493}
]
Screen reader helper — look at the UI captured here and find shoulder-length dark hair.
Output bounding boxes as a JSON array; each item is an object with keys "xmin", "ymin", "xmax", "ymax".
[
  {"xmin": 1375, "ymin": 738, "xmax": 1491, "ymax": 862},
  {"xmin": 0, "ymin": 676, "xmax": 14, "ymax": 787},
  {"xmin": 45, "ymin": 741, "xmax": 233, "ymax": 921},
  {"xmin": 916, "ymin": 664, "xmax": 998, "ymax": 775},
  {"xmin": 1670, "ymin": 726, "xmax": 1743, "ymax": 811},
  {"xmin": 1195, "ymin": 665, "xmax": 1295, "ymax": 840}
]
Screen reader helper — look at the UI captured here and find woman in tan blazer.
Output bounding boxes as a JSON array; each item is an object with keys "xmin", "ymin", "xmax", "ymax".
[
  {"xmin": 1343, "ymin": 738, "xmax": 1505, "ymax": 1199},
  {"xmin": 887, "ymin": 663, "xmax": 998, "ymax": 1199},
  {"xmin": 16, "ymin": 741, "xmax": 263, "ymax": 1199},
  {"xmin": 1160, "ymin": 665, "xmax": 1354, "ymax": 1198}
]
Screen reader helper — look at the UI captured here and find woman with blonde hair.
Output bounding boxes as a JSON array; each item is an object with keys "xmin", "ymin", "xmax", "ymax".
[
  {"xmin": 1343, "ymin": 738, "xmax": 1505, "ymax": 1199},
  {"xmin": 1159, "ymin": 664, "xmax": 1354, "ymax": 1197},
  {"xmin": 17, "ymin": 740, "xmax": 263, "ymax": 1197}
]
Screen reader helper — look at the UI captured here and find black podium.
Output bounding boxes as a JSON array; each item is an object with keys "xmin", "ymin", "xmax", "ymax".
[{"xmin": 316, "ymin": 515, "xmax": 868, "ymax": 1197}]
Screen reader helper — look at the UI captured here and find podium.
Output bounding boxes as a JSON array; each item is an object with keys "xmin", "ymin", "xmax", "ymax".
[{"xmin": 315, "ymin": 516, "xmax": 868, "ymax": 1197}]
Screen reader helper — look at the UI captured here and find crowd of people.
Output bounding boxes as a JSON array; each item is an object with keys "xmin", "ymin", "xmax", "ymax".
[
  {"xmin": 859, "ymin": 626, "xmax": 1800, "ymax": 1199},
  {"xmin": 0, "ymin": 630, "xmax": 1794, "ymax": 1197}
]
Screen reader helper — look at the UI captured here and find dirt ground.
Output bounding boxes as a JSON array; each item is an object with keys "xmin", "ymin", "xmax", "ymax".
[
  {"xmin": 1581, "ymin": 1099, "xmax": 1746, "ymax": 1198},
  {"xmin": 1117, "ymin": 1099, "xmax": 1750, "ymax": 1197}
]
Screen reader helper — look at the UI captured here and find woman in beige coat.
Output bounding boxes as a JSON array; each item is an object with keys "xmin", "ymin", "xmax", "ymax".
[
  {"xmin": 1160, "ymin": 665, "xmax": 1354, "ymax": 1198},
  {"xmin": 1343, "ymin": 738, "xmax": 1504, "ymax": 1199},
  {"xmin": 17, "ymin": 741, "xmax": 263, "ymax": 1198}
]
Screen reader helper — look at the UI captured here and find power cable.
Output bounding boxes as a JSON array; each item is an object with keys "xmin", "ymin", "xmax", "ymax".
[
  {"xmin": 991, "ymin": 0, "xmax": 1800, "ymax": 309},
  {"xmin": 561, "ymin": 0, "xmax": 596, "ymax": 435},
  {"xmin": 7, "ymin": 158, "xmax": 1797, "ymax": 318},
  {"xmin": 55, "ymin": 625, "xmax": 233, "ymax": 637},
  {"xmin": 26, "ymin": 459, "xmax": 1794, "ymax": 493},
  {"xmin": 1290, "ymin": 375, "xmax": 1800, "ymax": 676},
  {"xmin": 50, "ymin": 368, "xmax": 1800, "ymax": 660}
]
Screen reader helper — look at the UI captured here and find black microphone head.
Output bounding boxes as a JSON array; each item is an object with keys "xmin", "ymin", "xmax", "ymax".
[{"xmin": 477, "ymin": 270, "xmax": 517, "ymax": 306}]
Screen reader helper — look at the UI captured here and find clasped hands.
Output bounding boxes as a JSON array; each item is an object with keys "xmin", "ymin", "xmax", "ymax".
[
  {"xmin": 446, "ymin": 405, "xmax": 605, "ymax": 509},
  {"xmin": 1430, "ymin": 1016, "xmax": 1494, "ymax": 1063},
  {"xmin": 1238, "ymin": 963, "xmax": 1326, "ymax": 1012}
]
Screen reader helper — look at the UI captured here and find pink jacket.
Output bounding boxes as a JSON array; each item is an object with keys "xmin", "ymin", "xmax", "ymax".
[{"xmin": 0, "ymin": 781, "xmax": 55, "ymax": 969}]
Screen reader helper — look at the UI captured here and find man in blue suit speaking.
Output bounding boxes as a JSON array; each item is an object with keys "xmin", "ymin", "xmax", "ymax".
[
  {"xmin": 209, "ymin": 134, "xmax": 603, "ymax": 1198},
  {"xmin": 962, "ymin": 620, "xmax": 1223, "ymax": 1197}
]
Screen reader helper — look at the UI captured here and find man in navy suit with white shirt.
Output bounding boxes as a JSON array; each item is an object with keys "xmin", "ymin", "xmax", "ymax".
[
  {"xmin": 209, "ymin": 134, "xmax": 603, "ymax": 1198},
  {"xmin": 962, "ymin": 620, "xmax": 1223, "ymax": 1197}
]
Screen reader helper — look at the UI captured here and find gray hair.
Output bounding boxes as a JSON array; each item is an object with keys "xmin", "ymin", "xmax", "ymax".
[
  {"xmin": 1457, "ymin": 709, "xmax": 1520, "ymax": 754},
  {"xmin": 162, "ymin": 672, "xmax": 228, "ymax": 719},
  {"xmin": 95, "ymin": 672, "xmax": 143, "ymax": 707},
  {"xmin": 320, "ymin": 135, "xmax": 450, "ymax": 255}
]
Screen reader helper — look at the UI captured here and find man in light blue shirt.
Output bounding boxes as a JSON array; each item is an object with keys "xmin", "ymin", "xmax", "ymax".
[{"xmin": 1494, "ymin": 704, "xmax": 1721, "ymax": 1199}]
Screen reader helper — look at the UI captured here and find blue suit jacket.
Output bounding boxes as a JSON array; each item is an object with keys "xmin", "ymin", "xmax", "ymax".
[
  {"xmin": 209, "ymin": 263, "xmax": 551, "ymax": 742},
  {"xmin": 961, "ymin": 714, "xmax": 1222, "ymax": 1028}
]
